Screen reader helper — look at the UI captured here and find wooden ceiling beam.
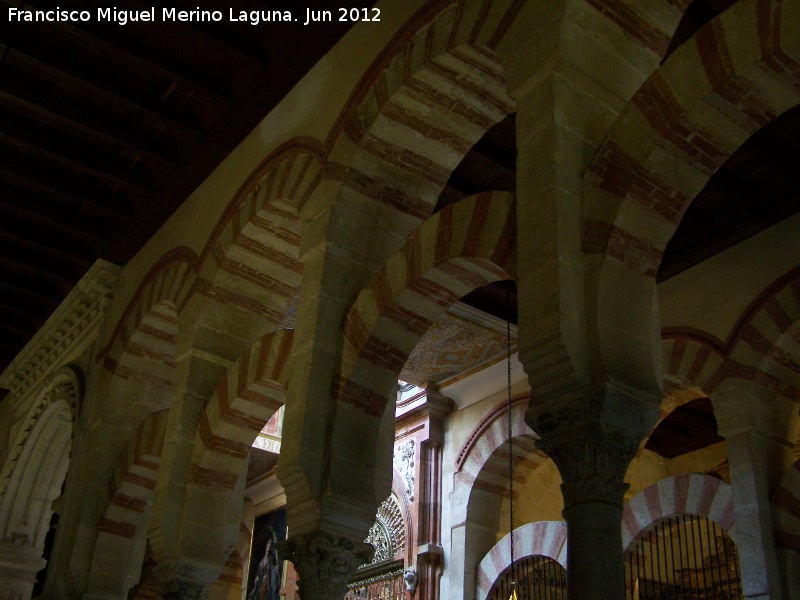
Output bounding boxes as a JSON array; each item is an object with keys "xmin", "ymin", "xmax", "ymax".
[
  {"xmin": 0, "ymin": 79, "xmax": 179, "ymax": 167},
  {"xmin": 0, "ymin": 157, "xmax": 131, "ymax": 221},
  {"xmin": 7, "ymin": 50, "xmax": 205, "ymax": 139},
  {"xmin": 0, "ymin": 255, "xmax": 79, "ymax": 291},
  {"xmin": 0, "ymin": 320, "xmax": 39, "ymax": 341},
  {"xmin": 6, "ymin": 2, "xmax": 235, "ymax": 102},
  {"xmin": 0, "ymin": 131, "xmax": 153, "ymax": 197},
  {"xmin": 0, "ymin": 282, "xmax": 62, "ymax": 313},
  {"xmin": 0, "ymin": 229, "xmax": 94, "ymax": 276},
  {"xmin": 0, "ymin": 90, "xmax": 177, "ymax": 170},
  {"xmin": 0, "ymin": 191, "xmax": 110, "ymax": 248}
]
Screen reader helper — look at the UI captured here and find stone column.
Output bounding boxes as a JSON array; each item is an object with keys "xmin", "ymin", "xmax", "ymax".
[
  {"xmin": 712, "ymin": 380, "xmax": 797, "ymax": 600},
  {"xmin": 278, "ymin": 532, "xmax": 373, "ymax": 600},
  {"xmin": 526, "ymin": 384, "xmax": 659, "ymax": 600}
]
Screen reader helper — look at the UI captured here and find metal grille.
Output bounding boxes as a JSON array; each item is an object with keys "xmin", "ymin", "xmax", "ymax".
[
  {"xmin": 345, "ymin": 567, "xmax": 405, "ymax": 600},
  {"xmin": 624, "ymin": 515, "xmax": 743, "ymax": 599},
  {"xmin": 487, "ymin": 556, "xmax": 567, "ymax": 600}
]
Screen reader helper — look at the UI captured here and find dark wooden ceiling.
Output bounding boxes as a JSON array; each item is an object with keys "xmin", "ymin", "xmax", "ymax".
[
  {"xmin": 645, "ymin": 396, "xmax": 723, "ymax": 459},
  {"xmin": 0, "ymin": 0, "xmax": 367, "ymax": 373}
]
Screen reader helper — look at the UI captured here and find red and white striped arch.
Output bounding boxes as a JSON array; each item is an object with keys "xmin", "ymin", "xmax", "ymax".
[
  {"xmin": 329, "ymin": 0, "xmax": 517, "ymax": 261},
  {"xmin": 199, "ymin": 146, "xmax": 324, "ymax": 331},
  {"xmin": 621, "ymin": 473, "xmax": 737, "ymax": 551},
  {"xmin": 453, "ymin": 396, "xmax": 543, "ymax": 525},
  {"xmin": 584, "ymin": 0, "xmax": 800, "ymax": 389},
  {"xmin": 188, "ymin": 328, "xmax": 293, "ymax": 493},
  {"xmin": 90, "ymin": 409, "xmax": 168, "ymax": 597},
  {"xmin": 100, "ymin": 248, "xmax": 197, "ymax": 368},
  {"xmin": 337, "ymin": 191, "xmax": 516, "ymax": 419},
  {"xmin": 476, "ymin": 521, "xmax": 568, "ymax": 600}
]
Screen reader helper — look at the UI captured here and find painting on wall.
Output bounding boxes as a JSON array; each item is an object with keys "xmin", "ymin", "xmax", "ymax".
[{"xmin": 246, "ymin": 507, "xmax": 287, "ymax": 600}]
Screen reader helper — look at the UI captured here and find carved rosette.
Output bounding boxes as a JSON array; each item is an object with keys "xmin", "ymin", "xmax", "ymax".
[
  {"xmin": 362, "ymin": 495, "xmax": 405, "ymax": 566},
  {"xmin": 278, "ymin": 532, "xmax": 374, "ymax": 600},
  {"xmin": 526, "ymin": 384, "xmax": 660, "ymax": 507}
]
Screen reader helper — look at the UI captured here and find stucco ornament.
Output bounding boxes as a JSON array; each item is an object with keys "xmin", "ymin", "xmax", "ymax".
[{"xmin": 394, "ymin": 440, "xmax": 415, "ymax": 500}]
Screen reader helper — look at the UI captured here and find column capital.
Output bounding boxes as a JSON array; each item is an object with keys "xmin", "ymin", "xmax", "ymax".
[
  {"xmin": 526, "ymin": 382, "xmax": 659, "ymax": 506},
  {"xmin": 277, "ymin": 531, "xmax": 374, "ymax": 600}
]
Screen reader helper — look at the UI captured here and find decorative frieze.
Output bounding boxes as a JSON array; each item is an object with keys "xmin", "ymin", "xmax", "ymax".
[{"xmin": 0, "ymin": 260, "xmax": 119, "ymax": 402}]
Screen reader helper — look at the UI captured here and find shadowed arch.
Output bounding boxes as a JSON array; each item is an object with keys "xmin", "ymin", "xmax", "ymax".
[{"xmin": 661, "ymin": 265, "xmax": 800, "ymax": 402}]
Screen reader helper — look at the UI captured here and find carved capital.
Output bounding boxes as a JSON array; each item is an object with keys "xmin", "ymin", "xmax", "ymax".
[
  {"xmin": 277, "ymin": 532, "xmax": 374, "ymax": 600},
  {"xmin": 526, "ymin": 383, "xmax": 659, "ymax": 507}
]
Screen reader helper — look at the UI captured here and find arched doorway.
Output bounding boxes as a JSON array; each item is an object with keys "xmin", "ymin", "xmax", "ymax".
[
  {"xmin": 486, "ymin": 556, "xmax": 566, "ymax": 600},
  {"xmin": 624, "ymin": 515, "xmax": 742, "ymax": 599}
]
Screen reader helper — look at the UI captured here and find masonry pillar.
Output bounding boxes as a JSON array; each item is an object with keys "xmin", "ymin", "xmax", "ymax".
[
  {"xmin": 712, "ymin": 379, "xmax": 797, "ymax": 600},
  {"xmin": 0, "ymin": 541, "xmax": 45, "ymax": 600},
  {"xmin": 526, "ymin": 384, "xmax": 659, "ymax": 600},
  {"xmin": 278, "ymin": 532, "xmax": 373, "ymax": 600},
  {"xmin": 414, "ymin": 387, "xmax": 453, "ymax": 600}
]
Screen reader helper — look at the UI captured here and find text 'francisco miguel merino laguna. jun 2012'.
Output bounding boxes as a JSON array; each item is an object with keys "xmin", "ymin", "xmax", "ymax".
[{"xmin": 7, "ymin": 6, "xmax": 383, "ymax": 26}]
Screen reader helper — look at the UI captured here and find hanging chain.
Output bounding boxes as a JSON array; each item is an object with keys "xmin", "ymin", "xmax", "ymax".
[{"xmin": 506, "ymin": 284, "xmax": 515, "ymax": 587}]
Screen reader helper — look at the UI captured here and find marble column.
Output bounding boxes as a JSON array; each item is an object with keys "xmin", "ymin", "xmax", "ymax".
[
  {"xmin": 278, "ymin": 532, "xmax": 374, "ymax": 600},
  {"xmin": 526, "ymin": 384, "xmax": 659, "ymax": 600},
  {"xmin": 712, "ymin": 380, "xmax": 797, "ymax": 600}
]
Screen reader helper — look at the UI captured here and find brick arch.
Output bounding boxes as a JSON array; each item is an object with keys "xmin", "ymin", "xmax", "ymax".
[
  {"xmin": 89, "ymin": 409, "xmax": 167, "ymax": 598},
  {"xmin": 583, "ymin": 0, "xmax": 800, "ymax": 391},
  {"xmin": 102, "ymin": 301, "xmax": 179, "ymax": 416},
  {"xmin": 476, "ymin": 521, "xmax": 568, "ymax": 600},
  {"xmin": 621, "ymin": 473, "xmax": 737, "ymax": 551},
  {"xmin": 772, "ymin": 458, "xmax": 800, "ymax": 598}
]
